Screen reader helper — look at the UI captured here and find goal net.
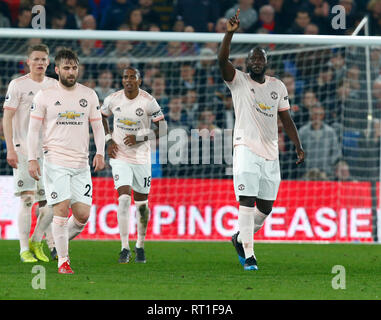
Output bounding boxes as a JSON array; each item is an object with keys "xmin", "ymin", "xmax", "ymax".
[{"xmin": 0, "ymin": 28, "xmax": 379, "ymax": 243}]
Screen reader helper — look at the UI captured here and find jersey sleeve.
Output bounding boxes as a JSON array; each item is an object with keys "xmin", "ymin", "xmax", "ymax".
[
  {"xmin": 101, "ymin": 94, "xmax": 113, "ymax": 117},
  {"xmin": 89, "ymin": 90, "xmax": 102, "ymax": 122},
  {"xmin": 3, "ymin": 80, "xmax": 21, "ymax": 110},
  {"xmin": 223, "ymin": 68, "xmax": 242, "ymax": 92},
  {"xmin": 30, "ymin": 90, "xmax": 46, "ymax": 120},
  {"xmin": 147, "ymin": 98, "xmax": 164, "ymax": 122},
  {"xmin": 278, "ymin": 81, "xmax": 291, "ymax": 112}
]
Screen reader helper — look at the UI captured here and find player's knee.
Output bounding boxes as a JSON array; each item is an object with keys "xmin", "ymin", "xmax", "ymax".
[
  {"xmin": 20, "ymin": 193, "xmax": 35, "ymax": 208},
  {"xmin": 118, "ymin": 194, "xmax": 131, "ymax": 212},
  {"xmin": 256, "ymin": 201, "xmax": 273, "ymax": 215},
  {"xmin": 239, "ymin": 196, "xmax": 256, "ymax": 208}
]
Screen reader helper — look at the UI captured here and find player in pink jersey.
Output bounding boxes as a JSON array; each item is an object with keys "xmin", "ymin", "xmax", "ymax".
[
  {"xmin": 3, "ymin": 44, "xmax": 57, "ymax": 263},
  {"xmin": 27, "ymin": 48, "xmax": 105, "ymax": 274},
  {"xmin": 218, "ymin": 9, "xmax": 305, "ymax": 271},
  {"xmin": 102, "ymin": 67, "xmax": 166, "ymax": 264}
]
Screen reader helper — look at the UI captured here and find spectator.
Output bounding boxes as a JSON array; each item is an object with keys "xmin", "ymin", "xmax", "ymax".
[
  {"xmin": 0, "ymin": 1, "xmax": 11, "ymax": 28},
  {"xmin": 141, "ymin": 62, "xmax": 161, "ymax": 93},
  {"xmin": 304, "ymin": 23, "xmax": 319, "ymax": 35},
  {"xmin": 268, "ymin": 0, "xmax": 290, "ymax": 32},
  {"xmin": 215, "ymin": 17, "xmax": 228, "ymax": 33},
  {"xmin": 278, "ymin": 117, "xmax": 298, "ymax": 179},
  {"xmin": 225, "ymin": 0, "xmax": 258, "ymax": 32},
  {"xmin": 301, "ymin": 0, "xmax": 330, "ymax": 34},
  {"xmin": 14, "ymin": 6, "xmax": 32, "ymax": 28},
  {"xmin": 81, "ymin": 14, "xmax": 97, "ymax": 30},
  {"xmin": 181, "ymin": 25, "xmax": 201, "ymax": 55},
  {"xmin": 77, "ymin": 39, "xmax": 102, "ymax": 57},
  {"xmin": 65, "ymin": 0, "xmax": 90, "ymax": 29},
  {"xmin": 138, "ymin": 24, "xmax": 167, "ymax": 57},
  {"xmin": 137, "ymin": 0, "xmax": 161, "ymax": 30},
  {"xmin": 113, "ymin": 57, "xmax": 132, "ymax": 81},
  {"xmin": 298, "ymin": 104, "xmax": 342, "ymax": 178},
  {"xmin": 302, "ymin": 168, "xmax": 328, "ymax": 180},
  {"xmin": 310, "ymin": 64, "xmax": 336, "ymax": 103},
  {"xmin": 372, "ymin": 78, "xmax": 381, "ymax": 119},
  {"xmin": 196, "ymin": 108, "xmax": 222, "ymax": 138},
  {"xmin": 183, "ymin": 88, "xmax": 201, "ymax": 128},
  {"xmin": 328, "ymin": 49, "xmax": 346, "ymax": 83},
  {"xmin": 214, "ymin": 87, "xmax": 234, "ymax": 130},
  {"xmin": 250, "ymin": 4, "xmax": 280, "ymax": 34},
  {"xmin": 166, "ymin": 95, "xmax": 189, "ymax": 131},
  {"xmin": 151, "ymin": 73, "xmax": 169, "ymax": 115},
  {"xmin": 368, "ymin": 0, "xmax": 381, "ymax": 35},
  {"xmin": 126, "ymin": 8, "xmax": 143, "ymax": 31},
  {"xmin": 346, "ymin": 64, "xmax": 362, "ymax": 92},
  {"xmin": 110, "ymin": 29, "xmax": 134, "ymax": 58},
  {"xmin": 172, "ymin": 16, "xmax": 185, "ymax": 32},
  {"xmin": 172, "ymin": 0, "xmax": 220, "ymax": 32},
  {"xmin": 287, "ymin": 9, "xmax": 311, "ymax": 34},
  {"xmin": 49, "ymin": 11, "xmax": 67, "ymax": 29},
  {"xmin": 94, "ymin": 69, "xmax": 115, "ymax": 103},
  {"xmin": 99, "ymin": 0, "xmax": 135, "ymax": 30},
  {"xmin": 292, "ymin": 89, "xmax": 318, "ymax": 128},
  {"xmin": 334, "ymin": 159, "xmax": 354, "ymax": 181}
]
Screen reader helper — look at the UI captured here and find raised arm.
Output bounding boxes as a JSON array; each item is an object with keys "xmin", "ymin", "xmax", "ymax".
[
  {"xmin": 218, "ymin": 9, "xmax": 240, "ymax": 82},
  {"xmin": 278, "ymin": 110, "xmax": 305, "ymax": 165}
]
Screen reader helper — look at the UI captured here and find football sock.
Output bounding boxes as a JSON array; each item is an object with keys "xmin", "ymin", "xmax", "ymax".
[
  {"xmin": 52, "ymin": 216, "xmax": 69, "ymax": 267},
  {"xmin": 18, "ymin": 193, "xmax": 35, "ymax": 253},
  {"xmin": 31, "ymin": 204, "xmax": 53, "ymax": 242},
  {"xmin": 238, "ymin": 205, "xmax": 255, "ymax": 259},
  {"xmin": 68, "ymin": 215, "xmax": 87, "ymax": 240},
  {"xmin": 135, "ymin": 200, "xmax": 149, "ymax": 249},
  {"xmin": 254, "ymin": 206, "xmax": 268, "ymax": 234},
  {"xmin": 117, "ymin": 194, "xmax": 131, "ymax": 250}
]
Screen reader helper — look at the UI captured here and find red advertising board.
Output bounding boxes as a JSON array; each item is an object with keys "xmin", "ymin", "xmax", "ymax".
[{"xmin": 66, "ymin": 178, "xmax": 374, "ymax": 243}]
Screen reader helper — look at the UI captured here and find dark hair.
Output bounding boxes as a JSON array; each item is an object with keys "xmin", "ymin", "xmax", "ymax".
[
  {"xmin": 27, "ymin": 44, "xmax": 49, "ymax": 57},
  {"xmin": 55, "ymin": 48, "xmax": 79, "ymax": 66},
  {"xmin": 124, "ymin": 66, "xmax": 141, "ymax": 79}
]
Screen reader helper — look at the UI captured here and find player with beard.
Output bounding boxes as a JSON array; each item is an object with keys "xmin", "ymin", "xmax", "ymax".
[
  {"xmin": 27, "ymin": 48, "xmax": 105, "ymax": 274},
  {"xmin": 218, "ymin": 9, "xmax": 305, "ymax": 271}
]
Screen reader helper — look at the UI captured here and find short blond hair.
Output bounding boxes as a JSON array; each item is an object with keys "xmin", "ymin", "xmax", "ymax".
[{"xmin": 27, "ymin": 44, "xmax": 49, "ymax": 57}]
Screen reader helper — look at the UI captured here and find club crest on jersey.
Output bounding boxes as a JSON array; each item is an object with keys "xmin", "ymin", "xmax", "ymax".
[
  {"xmin": 136, "ymin": 108, "xmax": 144, "ymax": 116},
  {"xmin": 79, "ymin": 98, "xmax": 88, "ymax": 108},
  {"xmin": 271, "ymin": 91, "xmax": 278, "ymax": 100},
  {"xmin": 30, "ymin": 103, "xmax": 36, "ymax": 111},
  {"xmin": 238, "ymin": 184, "xmax": 245, "ymax": 191},
  {"xmin": 17, "ymin": 180, "xmax": 24, "ymax": 187},
  {"xmin": 51, "ymin": 192, "xmax": 58, "ymax": 199},
  {"xmin": 5, "ymin": 94, "xmax": 11, "ymax": 102}
]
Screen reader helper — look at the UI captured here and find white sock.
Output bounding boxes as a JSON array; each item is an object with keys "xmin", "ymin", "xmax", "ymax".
[
  {"xmin": 238, "ymin": 205, "xmax": 255, "ymax": 259},
  {"xmin": 254, "ymin": 206, "xmax": 268, "ymax": 234},
  {"xmin": 68, "ymin": 215, "xmax": 87, "ymax": 240},
  {"xmin": 44, "ymin": 222, "xmax": 55, "ymax": 250},
  {"xmin": 135, "ymin": 200, "xmax": 149, "ymax": 249},
  {"xmin": 117, "ymin": 194, "xmax": 131, "ymax": 250},
  {"xmin": 18, "ymin": 194, "xmax": 35, "ymax": 253},
  {"xmin": 31, "ymin": 204, "xmax": 53, "ymax": 242},
  {"xmin": 52, "ymin": 216, "xmax": 69, "ymax": 267}
]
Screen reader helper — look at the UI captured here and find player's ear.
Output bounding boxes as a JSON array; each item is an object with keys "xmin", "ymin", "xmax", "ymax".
[{"xmin": 54, "ymin": 66, "xmax": 59, "ymax": 76}]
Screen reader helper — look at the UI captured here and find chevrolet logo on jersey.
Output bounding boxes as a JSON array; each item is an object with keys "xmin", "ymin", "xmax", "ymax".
[
  {"xmin": 258, "ymin": 103, "xmax": 272, "ymax": 110},
  {"xmin": 58, "ymin": 111, "xmax": 83, "ymax": 119},
  {"xmin": 118, "ymin": 118, "xmax": 137, "ymax": 126}
]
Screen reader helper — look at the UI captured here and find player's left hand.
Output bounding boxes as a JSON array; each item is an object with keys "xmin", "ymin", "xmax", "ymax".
[
  {"xmin": 296, "ymin": 147, "xmax": 305, "ymax": 165},
  {"xmin": 93, "ymin": 154, "xmax": 105, "ymax": 172},
  {"xmin": 124, "ymin": 134, "xmax": 137, "ymax": 146}
]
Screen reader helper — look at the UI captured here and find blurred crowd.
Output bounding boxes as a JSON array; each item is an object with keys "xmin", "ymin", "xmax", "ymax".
[{"xmin": 1, "ymin": 0, "xmax": 381, "ymax": 182}]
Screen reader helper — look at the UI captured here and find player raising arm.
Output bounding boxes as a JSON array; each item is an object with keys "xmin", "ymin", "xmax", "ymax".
[
  {"xmin": 218, "ymin": 9, "xmax": 304, "ymax": 271},
  {"xmin": 27, "ymin": 48, "xmax": 105, "ymax": 274},
  {"xmin": 3, "ymin": 44, "xmax": 57, "ymax": 263},
  {"xmin": 102, "ymin": 67, "xmax": 167, "ymax": 264}
]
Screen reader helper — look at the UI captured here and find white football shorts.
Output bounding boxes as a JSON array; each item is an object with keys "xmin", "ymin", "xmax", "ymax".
[
  {"xmin": 13, "ymin": 151, "xmax": 46, "ymax": 202},
  {"xmin": 43, "ymin": 160, "xmax": 93, "ymax": 206},
  {"xmin": 233, "ymin": 145, "xmax": 281, "ymax": 201},
  {"xmin": 109, "ymin": 158, "xmax": 151, "ymax": 194}
]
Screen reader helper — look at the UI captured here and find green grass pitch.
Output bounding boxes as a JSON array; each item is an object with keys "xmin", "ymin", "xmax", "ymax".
[{"xmin": 0, "ymin": 240, "xmax": 380, "ymax": 300}]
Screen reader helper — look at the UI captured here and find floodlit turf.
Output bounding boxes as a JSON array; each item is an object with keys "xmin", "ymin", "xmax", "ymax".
[{"xmin": 0, "ymin": 240, "xmax": 380, "ymax": 300}]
